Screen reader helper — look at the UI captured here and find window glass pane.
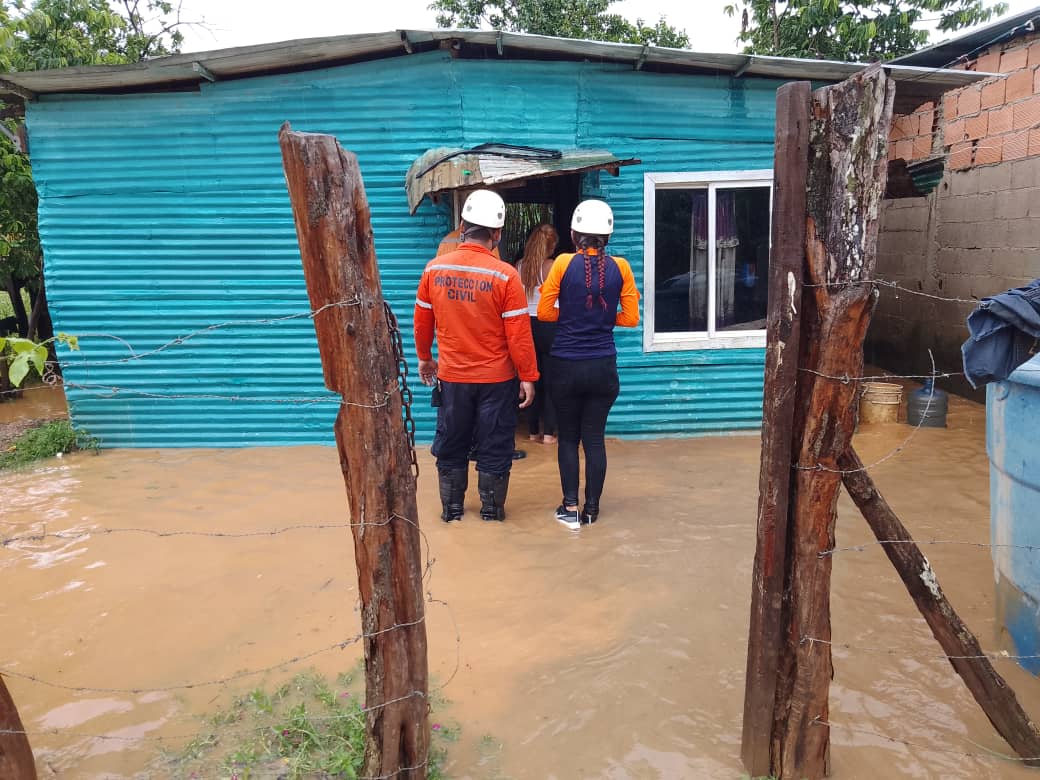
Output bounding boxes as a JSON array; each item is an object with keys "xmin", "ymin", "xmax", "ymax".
[
  {"xmin": 654, "ymin": 188, "xmax": 708, "ymax": 333},
  {"xmin": 716, "ymin": 186, "xmax": 770, "ymax": 332}
]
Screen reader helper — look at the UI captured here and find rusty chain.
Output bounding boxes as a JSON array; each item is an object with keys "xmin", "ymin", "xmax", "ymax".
[{"xmin": 383, "ymin": 301, "xmax": 419, "ymax": 480}]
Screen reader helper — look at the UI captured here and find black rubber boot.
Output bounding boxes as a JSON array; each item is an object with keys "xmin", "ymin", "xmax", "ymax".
[
  {"xmin": 438, "ymin": 467, "xmax": 468, "ymax": 522},
  {"xmin": 477, "ymin": 471, "xmax": 509, "ymax": 521}
]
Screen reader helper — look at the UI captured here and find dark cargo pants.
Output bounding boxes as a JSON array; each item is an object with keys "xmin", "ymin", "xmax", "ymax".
[{"xmin": 432, "ymin": 378, "xmax": 519, "ymax": 477}]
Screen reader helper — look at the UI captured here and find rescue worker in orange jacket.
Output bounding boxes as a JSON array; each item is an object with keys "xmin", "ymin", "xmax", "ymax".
[{"xmin": 414, "ymin": 189, "xmax": 538, "ymax": 522}]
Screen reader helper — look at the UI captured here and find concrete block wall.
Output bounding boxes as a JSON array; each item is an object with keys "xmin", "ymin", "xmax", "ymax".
[
  {"xmin": 872, "ymin": 28, "xmax": 1040, "ymax": 399},
  {"xmin": 867, "ymin": 156, "xmax": 1040, "ymax": 400}
]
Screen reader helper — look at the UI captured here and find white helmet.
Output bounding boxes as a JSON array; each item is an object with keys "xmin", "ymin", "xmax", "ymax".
[
  {"xmin": 461, "ymin": 189, "xmax": 506, "ymax": 229},
  {"xmin": 571, "ymin": 199, "xmax": 614, "ymax": 235}
]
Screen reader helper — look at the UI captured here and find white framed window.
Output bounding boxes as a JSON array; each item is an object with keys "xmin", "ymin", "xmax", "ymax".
[{"xmin": 643, "ymin": 170, "xmax": 773, "ymax": 352}]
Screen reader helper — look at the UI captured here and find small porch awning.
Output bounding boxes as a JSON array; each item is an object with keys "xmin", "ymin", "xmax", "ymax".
[{"xmin": 405, "ymin": 143, "xmax": 640, "ymax": 214}]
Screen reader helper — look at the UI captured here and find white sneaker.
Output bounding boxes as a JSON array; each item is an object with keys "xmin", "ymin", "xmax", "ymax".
[{"xmin": 554, "ymin": 505, "xmax": 580, "ymax": 531}]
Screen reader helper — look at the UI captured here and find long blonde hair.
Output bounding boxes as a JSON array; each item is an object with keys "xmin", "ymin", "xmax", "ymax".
[{"xmin": 519, "ymin": 224, "xmax": 558, "ymax": 297}]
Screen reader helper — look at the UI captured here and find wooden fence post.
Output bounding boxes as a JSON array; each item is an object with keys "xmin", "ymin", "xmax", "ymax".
[
  {"xmin": 839, "ymin": 447, "xmax": 1040, "ymax": 765},
  {"xmin": 742, "ymin": 66, "xmax": 894, "ymax": 780},
  {"xmin": 1, "ymin": 675, "xmax": 37, "ymax": 779},
  {"xmin": 741, "ymin": 80, "xmax": 812, "ymax": 777},
  {"xmin": 279, "ymin": 124, "xmax": 429, "ymax": 779}
]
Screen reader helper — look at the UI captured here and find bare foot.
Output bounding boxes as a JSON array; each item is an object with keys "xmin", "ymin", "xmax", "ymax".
[
  {"xmin": 542, "ymin": 435, "xmax": 557, "ymax": 444},
  {"xmin": 528, "ymin": 434, "xmax": 543, "ymax": 442}
]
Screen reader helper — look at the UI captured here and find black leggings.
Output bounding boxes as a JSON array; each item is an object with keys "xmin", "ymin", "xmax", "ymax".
[
  {"xmin": 526, "ymin": 318, "xmax": 557, "ymax": 436},
  {"xmin": 548, "ymin": 355, "xmax": 620, "ymax": 508}
]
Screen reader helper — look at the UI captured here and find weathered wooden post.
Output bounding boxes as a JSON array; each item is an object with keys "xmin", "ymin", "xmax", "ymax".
[
  {"xmin": 742, "ymin": 66, "xmax": 894, "ymax": 780},
  {"xmin": 840, "ymin": 448, "xmax": 1040, "ymax": 765},
  {"xmin": 1, "ymin": 676, "xmax": 37, "ymax": 779},
  {"xmin": 279, "ymin": 124, "xmax": 429, "ymax": 779},
  {"xmin": 741, "ymin": 80, "xmax": 811, "ymax": 776}
]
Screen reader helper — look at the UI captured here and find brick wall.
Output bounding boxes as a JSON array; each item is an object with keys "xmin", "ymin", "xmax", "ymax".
[
  {"xmin": 889, "ymin": 30, "xmax": 1040, "ymax": 168},
  {"xmin": 870, "ymin": 29, "xmax": 1040, "ymax": 399}
]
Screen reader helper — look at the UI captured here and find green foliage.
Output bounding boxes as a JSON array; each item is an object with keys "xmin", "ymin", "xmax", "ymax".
[
  {"xmin": 0, "ymin": 418, "xmax": 97, "ymax": 468},
  {"xmin": 5, "ymin": 0, "xmax": 184, "ymax": 70},
  {"xmin": 431, "ymin": 0, "xmax": 690, "ymax": 47},
  {"xmin": 722, "ymin": 0, "xmax": 1009, "ymax": 62},
  {"xmin": 0, "ymin": 331, "xmax": 76, "ymax": 385},
  {"xmin": 164, "ymin": 670, "xmax": 454, "ymax": 779},
  {"xmin": 1, "ymin": 1, "xmax": 189, "ymax": 319},
  {"xmin": 0, "ymin": 289, "xmax": 31, "ymax": 319}
]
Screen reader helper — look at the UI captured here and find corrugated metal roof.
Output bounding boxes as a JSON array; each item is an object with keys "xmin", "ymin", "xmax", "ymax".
[
  {"xmin": 405, "ymin": 145, "xmax": 639, "ymax": 213},
  {"xmin": 891, "ymin": 8, "xmax": 1040, "ymax": 68},
  {"xmin": 1, "ymin": 28, "xmax": 991, "ymax": 102}
]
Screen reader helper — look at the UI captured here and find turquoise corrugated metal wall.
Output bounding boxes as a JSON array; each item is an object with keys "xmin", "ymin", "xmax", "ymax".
[{"xmin": 28, "ymin": 51, "xmax": 774, "ymax": 447}]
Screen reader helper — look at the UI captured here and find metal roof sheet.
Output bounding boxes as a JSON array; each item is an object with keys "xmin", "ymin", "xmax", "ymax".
[
  {"xmin": 891, "ymin": 8, "xmax": 1040, "ymax": 68},
  {"xmin": 405, "ymin": 145, "xmax": 639, "ymax": 213},
  {"xmin": 0, "ymin": 28, "xmax": 992, "ymax": 102}
]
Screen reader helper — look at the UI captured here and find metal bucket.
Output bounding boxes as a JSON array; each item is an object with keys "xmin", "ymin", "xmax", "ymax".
[{"xmin": 859, "ymin": 381, "xmax": 903, "ymax": 424}]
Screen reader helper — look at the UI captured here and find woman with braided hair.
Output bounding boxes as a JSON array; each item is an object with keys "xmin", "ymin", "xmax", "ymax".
[{"xmin": 536, "ymin": 200, "xmax": 640, "ymax": 530}]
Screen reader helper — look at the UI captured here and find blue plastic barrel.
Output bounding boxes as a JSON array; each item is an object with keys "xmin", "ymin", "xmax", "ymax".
[{"xmin": 988, "ymin": 353, "xmax": 1040, "ymax": 675}]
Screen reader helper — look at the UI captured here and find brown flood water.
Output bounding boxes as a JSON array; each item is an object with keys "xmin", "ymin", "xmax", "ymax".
[
  {"xmin": 0, "ymin": 385, "xmax": 69, "ymax": 425},
  {"xmin": 2, "ymin": 388, "xmax": 1039, "ymax": 779}
]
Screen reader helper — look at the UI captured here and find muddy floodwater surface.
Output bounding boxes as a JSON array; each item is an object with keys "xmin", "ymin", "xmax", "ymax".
[{"xmin": 2, "ymin": 388, "xmax": 1039, "ymax": 778}]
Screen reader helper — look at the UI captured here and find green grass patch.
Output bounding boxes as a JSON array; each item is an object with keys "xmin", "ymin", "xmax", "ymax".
[
  {"xmin": 163, "ymin": 669, "xmax": 456, "ymax": 779},
  {"xmin": 0, "ymin": 419, "xmax": 98, "ymax": 470}
]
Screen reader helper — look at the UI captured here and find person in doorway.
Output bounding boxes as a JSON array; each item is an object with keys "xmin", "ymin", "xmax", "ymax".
[
  {"xmin": 516, "ymin": 223, "xmax": 559, "ymax": 444},
  {"xmin": 415, "ymin": 189, "xmax": 538, "ymax": 522},
  {"xmin": 537, "ymin": 199, "xmax": 640, "ymax": 530}
]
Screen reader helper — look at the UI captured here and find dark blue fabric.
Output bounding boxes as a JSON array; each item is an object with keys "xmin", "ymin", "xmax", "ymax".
[
  {"xmin": 526, "ymin": 317, "xmax": 558, "ymax": 436},
  {"xmin": 962, "ymin": 278, "xmax": 1040, "ymax": 389},
  {"xmin": 432, "ymin": 378, "xmax": 519, "ymax": 475},
  {"xmin": 550, "ymin": 253, "xmax": 623, "ymax": 360}
]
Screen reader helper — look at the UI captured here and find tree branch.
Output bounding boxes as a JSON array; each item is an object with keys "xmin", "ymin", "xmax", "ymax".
[{"xmin": 0, "ymin": 122, "xmax": 25, "ymax": 153}]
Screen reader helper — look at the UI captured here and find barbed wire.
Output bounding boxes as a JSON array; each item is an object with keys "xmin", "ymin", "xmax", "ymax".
[
  {"xmin": 799, "ymin": 367, "xmax": 964, "ymax": 383},
  {"xmin": 819, "ymin": 538, "xmax": 1040, "ymax": 558},
  {"xmin": 801, "ymin": 636, "xmax": 1040, "ymax": 662},
  {"xmin": 0, "ymin": 276, "xmax": 987, "ymax": 381},
  {"xmin": 801, "ymin": 277, "xmax": 979, "ymax": 304},
  {"xmin": 43, "ymin": 297, "xmax": 362, "ymax": 369},
  {"xmin": 794, "ymin": 349, "xmax": 939, "ymax": 475},
  {"xmin": 813, "ymin": 717, "xmax": 1040, "ymax": 763},
  {"xmin": 0, "ymin": 521, "xmax": 358, "ymax": 547},
  {"xmin": 0, "ymin": 617, "xmax": 429, "ymax": 696},
  {"xmin": 0, "ymin": 380, "xmax": 394, "ymax": 410},
  {"xmin": 2, "ymin": 510, "xmax": 441, "ymax": 604},
  {"xmin": 0, "ymin": 635, "xmax": 365, "ymax": 695}
]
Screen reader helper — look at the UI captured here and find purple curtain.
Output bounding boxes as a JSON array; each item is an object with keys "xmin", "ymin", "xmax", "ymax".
[
  {"xmin": 689, "ymin": 190, "xmax": 737, "ymax": 243},
  {"xmin": 716, "ymin": 190, "xmax": 737, "ymax": 242}
]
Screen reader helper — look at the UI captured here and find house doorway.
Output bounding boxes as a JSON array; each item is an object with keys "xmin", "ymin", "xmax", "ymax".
[{"xmin": 458, "ymin": 173, "xmax": 582, "ymax": 266}]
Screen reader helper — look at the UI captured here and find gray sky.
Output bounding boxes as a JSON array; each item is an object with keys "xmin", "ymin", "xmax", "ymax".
[{"xmin": 178, "ymin": 1, "xmax": 1040, "ymax": 56}]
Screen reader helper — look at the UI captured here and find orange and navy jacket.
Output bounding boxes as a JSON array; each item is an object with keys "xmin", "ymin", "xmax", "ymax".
[
  {"xmin": 414, "ymin": 243, "xmax": 539, "ymax": 383},
  {"xmin": 537, "ymin": 250, "xmax": 640, "ymax": 359}
]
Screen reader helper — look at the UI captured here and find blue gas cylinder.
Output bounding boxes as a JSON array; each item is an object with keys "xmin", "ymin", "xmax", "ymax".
[{"xmin": 906, "ymin": 378, "xmax": 948, "ymax": 427}]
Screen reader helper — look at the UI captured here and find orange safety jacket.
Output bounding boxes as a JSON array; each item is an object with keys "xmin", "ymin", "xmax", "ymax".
[{"xmin": 414, "ymin": 243, "xmax": 539, "ymax": 384}]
